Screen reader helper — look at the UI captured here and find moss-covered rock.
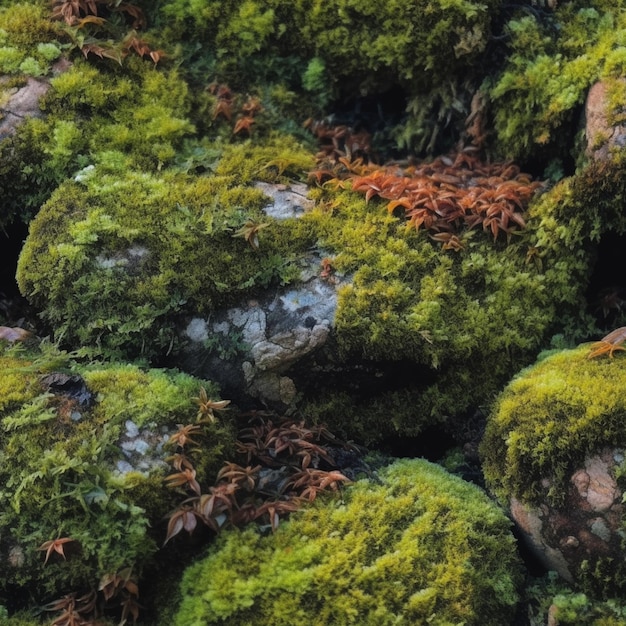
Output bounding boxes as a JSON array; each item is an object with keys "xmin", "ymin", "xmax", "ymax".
[
  {"xmin": 156, "ymin": 0, "xmax": 501, "ymax": 155},
  {"xmin": 18, "ymin": 140, "xmax": 603, "ymax": 444},
  {"xmin": 172, "ymin": 457, "xmax": 523, "ymax": 626},
  {"xmin": 0, "ymin": 341, "xmax": 235, "ymax": 617},
  {"xmin": 159, "ymin": 0, "xmax": 499, "ymax": 94},
  {"xmin": 15, "ymin": 144, "xmax": 314, "ymax": 359},
  {"xmin": 487, "ymin": 1, "xmax": 626, "ymax": 164},
  {"xmin": 481, "ymin": 344, "xmax": 626, "ymax": 595}
]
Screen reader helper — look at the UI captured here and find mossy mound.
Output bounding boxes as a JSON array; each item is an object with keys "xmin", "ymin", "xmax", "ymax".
[
  {"xmin": 157, "ymin": 0, "xmax": 500, "ymax": 155},
  {"xmin": 0, "ymin": 14, "xmax": 194, "ymax": 230},
  {"xmin": 17, "ymin": 144, "xmax": 595, "ymax": 443},
  {"xmin": 488, "ymin": 1, "xmax": 626, "ymax": 164},
  {"xmin": 15, "ymin": 145, "xmax": 314, "ymax": 359},
  {"xmin": 479, "ymin": 343, "xmax": 626, "ymax": 593},
  {"xmin": 159, "ymin": 0, "xmax": 499, "ymax": 95},
  {"xmin": 0, "ymin": 342, "xmax": 235, "ymax": 615},
  {"xmin": 173, "ymin": 458, "xmax": 523, "ymax": 626},
  {"xmin": 481, "ymin": 344, "xmax": 626, "ymax": 505}
]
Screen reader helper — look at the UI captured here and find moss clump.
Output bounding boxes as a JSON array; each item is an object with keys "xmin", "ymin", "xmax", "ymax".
[
  {"xmin": 16, "ymin": 145, "xmax": 315, "ymax": 359},
  {"xmin": 526, "ymin": 572, "xmax": 626, "ymax": 626},
  {"xmin": 0, "ymin": 52, "xmax": 196, "ymax": 230},
  {"xmin": 157, "ymin": 0, "xmax": 500, "ymax": 154},
  {"xmin": 295, "ymin": 177, "xmax": 577, "ymax": 441},
  {"xmin": 0, "ymin": 342, "xmax": 234, "ymax": 614},
  {"xmin": 481, "ymin": 345, "xmax": 626, "ymax": 506},
  {"xmin": 173, "ymin": 458, "xmax": 522, "ymax": 626},
  {"xmin": 488, "ymin": 1, "xmax": 626, "ymax": 162},
  {"xmin": 160, "ymin": 0, "xmax": 498, "ymax": 94}
]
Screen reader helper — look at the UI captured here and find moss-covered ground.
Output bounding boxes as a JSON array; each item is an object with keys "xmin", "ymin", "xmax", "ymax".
[{"xmin": 4, "ymin": 0, "xmax": 626, "ymax": 622}]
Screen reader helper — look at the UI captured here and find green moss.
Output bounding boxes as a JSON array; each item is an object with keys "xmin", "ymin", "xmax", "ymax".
[
  {"xmin": 156, "ymin": 0, "xmax": 500, "ymax": 154},
  {"xmin": 292, "ymin": 180, "xmax": 582, "ymax": 441},
  {"xmin": 16, "ymin": 151, "xmax": 315, "ymax": 359},
  {"xmin": 481, "ymin": 345, "xmax": 626, "ymax": 506},
  {"xmin": 161, "ymin": 0, "xmax": 498, "ymax": 92},
  {"xmin": 526, "ymin": 572, "xmax": 626, "ymax": 626},
  {"xmin": 0, "ymin": 3, "xmax": 59, "ymax": 49},
  {"xmin": 0, "ymin": 343, "xmax": 235, "ymax": 611},
  {"xmin": 488, "ymin": 2, "xmax": 626, "ymax": 161},
  {"xmin": 173, "ymin": 458, "xmax": 523, "ymax": 626}
]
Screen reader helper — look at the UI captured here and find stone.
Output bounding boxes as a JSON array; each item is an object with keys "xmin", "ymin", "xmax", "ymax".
[
  {"xmin": 584, "ymin": 80, "xmax": 626, "ymax": 161},
  {"xmin": 509, "ymin": 449, "xmax": 625, "ymax": 585},
  {"xmin": 0, "ymin": 77, "xmax": 50, "ymax": 140},
  {"xmin": 179, "ymin": 267, "xmax": 338, "ymax": 411}
]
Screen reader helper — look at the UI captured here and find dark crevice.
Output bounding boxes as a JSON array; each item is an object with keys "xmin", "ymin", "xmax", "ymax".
[{"xmin": 585, "ymin": 231, "xmax": 626, "ymax": 332}]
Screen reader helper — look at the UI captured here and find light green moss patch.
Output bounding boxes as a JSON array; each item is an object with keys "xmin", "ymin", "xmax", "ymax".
[
  {"xmin": 173, "ymin": 458, "xmax": 522, "ymax": 626},
  {"xmin": 0, "ymin": 343, "xmax": 234, "ymax": 610},
  {"xmin": 16, "ymin": 152, "xmax": 314, "ymax": 358},
  {"xmin": 481, "ymin": 344, "xmax": 626, "ymax": 505}
]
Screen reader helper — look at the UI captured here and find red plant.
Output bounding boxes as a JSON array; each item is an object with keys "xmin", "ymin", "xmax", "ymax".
[
  {"xmin": 162, "ymin": 415, "xmax": 365, "ymax": 544},
  {"xmin": 305, "ymin": 127, "xmax": 545, "ymax": 246},
  {"xmin": 38, "ymin": 537, "xmax": 77, "ymax": 565}
]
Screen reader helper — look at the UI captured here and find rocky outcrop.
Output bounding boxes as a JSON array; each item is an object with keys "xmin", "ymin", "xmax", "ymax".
[{"xmin": 511, "ymin": 448, "xmax": 624, "ymax": 583}]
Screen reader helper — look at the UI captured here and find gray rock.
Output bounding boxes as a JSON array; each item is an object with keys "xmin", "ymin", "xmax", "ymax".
[{"xmin": 179, "ymin": 263, "xmax": 340, "ymax": 411}]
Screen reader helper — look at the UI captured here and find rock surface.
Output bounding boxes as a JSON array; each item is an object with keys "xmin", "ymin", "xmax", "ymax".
[
  {"xmin": 510, "ymin": 448, "xmax": 624, "ymax": 584},
  {"xmin": 179, "ymin": 268, "xmax": 339, "ymax": 410},
  {"xmin": 584, "ymin": 80, "xmax": 626, "ymax": 161}
]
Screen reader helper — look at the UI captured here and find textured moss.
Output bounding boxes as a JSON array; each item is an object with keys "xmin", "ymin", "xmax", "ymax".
[
  {"xmin": 526, "ymin": 572, "xmax": 626, "ymax": 626},
  {"xmin": 173, "ymin": 458, "xmax": 523, "ymax": 626},
  {"xmin": 160, "ymin": 0, "xmax": 499, "ymax": 94},
  {"xmin": 295, "ymin": 179, "xmax": 584, "ymax": 441},
  {"xmin": 157, "ymin": 0, "xmax": 501, "ymax": 154},
  {"xmin": 481, "ymin": 345, "xmax": 626, "ymax": 506},
  {"xmin": 0, "ymin": 342, "xmax": 234, "ymax": 612},
  {"xmin": 488, "ymin": 1, "xmax": 626, "ymax": 162},
  {"xmin": 16, "ymin": 146, "xmax": 314, "ymax": 358}
]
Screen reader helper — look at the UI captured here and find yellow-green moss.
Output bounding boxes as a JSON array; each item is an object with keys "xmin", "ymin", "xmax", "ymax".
[
  {"xmin": 0, "ymin": 343, "xmax": 235, "ymax": 612},
  {"xmin": 16, "ymin": 152, "xmax": 315, "ymax": 358},
  {"xmin": 481, "ymin": 345, "xmax": 626, "ymax": 505},
  {"xmin": 173, "ymin": 458, "xmax": 523, "ymax": 626},
  {"xmin": 489, "ymin": 2, "xmax": 626, "ymax": 161}
]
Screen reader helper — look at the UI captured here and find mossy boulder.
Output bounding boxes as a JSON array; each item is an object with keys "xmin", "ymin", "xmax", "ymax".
[
  {"xmin": 15, "ymin": 145, "xmax": 315, "ymax": 361},
  {"xmin": 0, "ymin": 341, "xmax": 235, "ymax": 616},
  {"xmin": 487, "ymin": 1, "xmax": 626, "ymax": 165},
  {"xmin": 16, "ymin": 142, "xmax": 600, "ymax": 445},
  {"xmin": 173, "ymin": 458, "xmax": 523, "ymax": 626},
  {"xmin": 481, "ymin": 345, "xmax": 626, "ymax": 596}
]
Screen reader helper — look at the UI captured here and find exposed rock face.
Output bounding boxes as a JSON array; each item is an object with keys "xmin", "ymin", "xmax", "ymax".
[
  {"xmin": 253, "ymin": 181, "xmax": 314, "ymax": 219},
  {"xmin": 0, "ymin": 77, "xmax": 49, "ymax": 140},
  {"xmin": 176, "ymin": 181, "xmax": 340, "ymax": 410},
  {"xmin": 179, "ymin": 271, "xmax": 338, "ymax": 410},
  {"xmin": 510, "ymin": 448, "xmax": 624, "ymax": 583},
  {"xmin": 584, "ymin": 80, "xmax": 626, "ymax": 161}
]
